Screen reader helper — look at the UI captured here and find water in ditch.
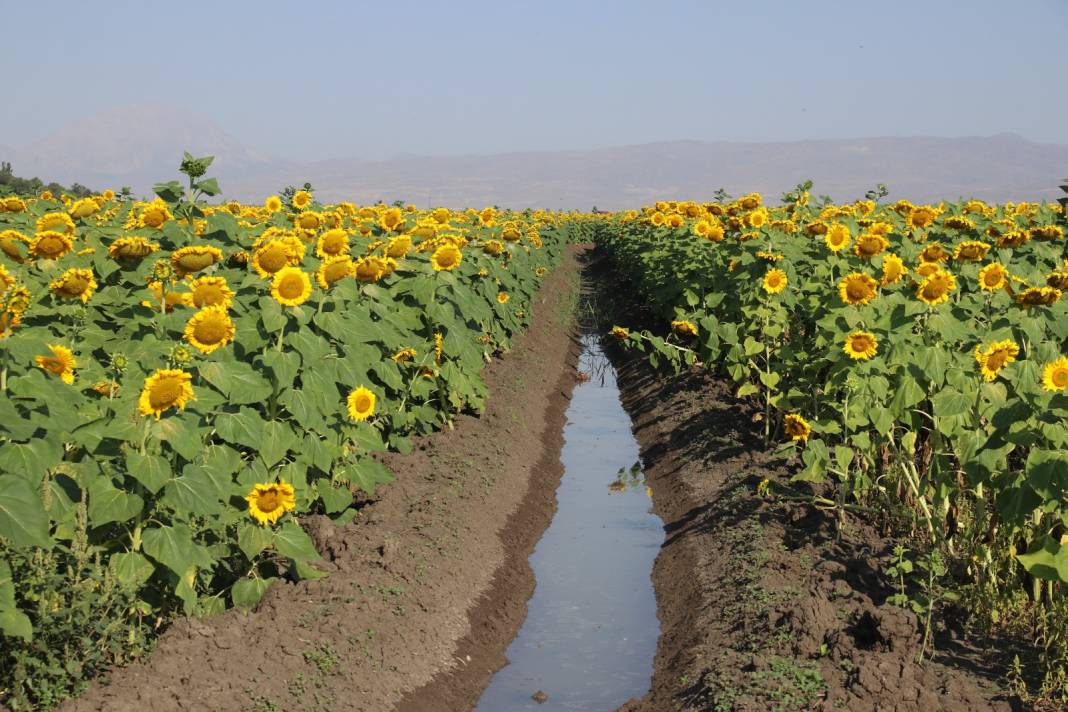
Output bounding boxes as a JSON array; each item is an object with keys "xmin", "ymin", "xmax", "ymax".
[{"xmin": 472, "ymin": 334, "xmax": 663, "ymax": 711}]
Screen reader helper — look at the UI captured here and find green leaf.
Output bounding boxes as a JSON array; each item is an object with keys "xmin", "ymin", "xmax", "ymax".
[
  {"xmin": 931, "ymin": 387, "xmax": 971, "ymax": 418},
  {"xmin": 343, "ymin": 457, "xmax": 395, "ymax": 496},
  {"xmin": 0, "ymin": 440, "xmax": 63, "ymax": 486},
  {"xmin": 109, "ymin": 551, "xmax": 156, "ymax": 588},
  {"xmin": 214, "ymin": 407, "xmax": 266, "ymax": 449},
  {"xmin": 259, "ymin": 421, "xmax": 297, "ymax": 468},
  {"xmin": 142, "ymin": 524, "xmax": 212, "ymax": 576},
  {"xmin": 87, "ymin": 477, "xmax": 145, "ymax": 526},
  {"xmin": 237, "ymin": 523, "xmax": 274, "ymax": 559},
  {"xmin": 0, "ymin": 474, "xmax": 53, "ymax": 548},
  {"xmin": 231, "ymin": 577, "xmax": 276, "ymax": 610},
  {"xmin": 0, "ymin": 561, "xmax": 33, "ymax": 641},
  {"xmin": 1017, "ymin": 536, "xmax": 1068, "ymax": 583},
  {"xmin": 198, "ymin": 361, "xmax": 273, "ymax": 405},
  {"xmin": 125, "ymin": 452, "xmax": 172, "ymax": 493},
  {"xmin": 163, "ymin": 467, "xmax": 224, "ymax": 517},
  {"xmin": 273, "ymin": 521, "xmax": 321, "ymax": 561}
]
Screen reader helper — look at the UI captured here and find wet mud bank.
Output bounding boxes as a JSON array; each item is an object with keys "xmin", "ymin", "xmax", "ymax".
[{"xmin": 63, "ymin": 246, "xmax": 587, "ymax": 712}]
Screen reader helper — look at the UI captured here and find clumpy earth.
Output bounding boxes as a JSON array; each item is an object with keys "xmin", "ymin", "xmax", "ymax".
[{"xmin": 61, "ymin": 246, "xmax": 586, "ymax": 712}]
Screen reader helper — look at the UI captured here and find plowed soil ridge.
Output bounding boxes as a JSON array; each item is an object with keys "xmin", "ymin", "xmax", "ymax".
[{"xmin": 61, "ymin": 246, "xmax": 585, "ymax": 712}]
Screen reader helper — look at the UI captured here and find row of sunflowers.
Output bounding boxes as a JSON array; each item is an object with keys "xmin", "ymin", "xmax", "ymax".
[
  {"xmin": 594, "ymin": 187, "xmax": 1068, "ymax": 651},
  {"xmin": 0, "ymin": 157, "xmax": 566, "ymax": 708}
]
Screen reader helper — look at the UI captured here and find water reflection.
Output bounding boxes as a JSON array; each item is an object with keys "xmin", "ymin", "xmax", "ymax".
[{"xmin": 472, "ymin": 335, "xmax": 663, "ymax": 712}]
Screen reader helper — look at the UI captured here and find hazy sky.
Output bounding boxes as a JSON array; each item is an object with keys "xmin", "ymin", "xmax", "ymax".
[{"xmin": 4, "ymin": 0, "xmax": 1066, "ymax": 161}]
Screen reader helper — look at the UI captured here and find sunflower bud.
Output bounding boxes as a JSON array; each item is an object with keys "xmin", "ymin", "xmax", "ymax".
[
  {"xmin": 171, "ymin": 345, "xmax": 192, "ymax": 365},
  {"xmin": 110, "ymin": 352, "xmax": 129, "ymax": 371},
  {"xmin": 152, "ymin": 258, "xmax": 173, "ymax": 281}
]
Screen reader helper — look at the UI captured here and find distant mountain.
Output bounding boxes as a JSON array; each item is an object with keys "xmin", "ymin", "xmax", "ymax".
[
  {"xmin": 7, "ymin": 104, "xmax": 272, "ymax": 194},
  {"xmin": 225, "ymin": 134, "xmax": 1068, "ymax": 209},
  {"xmin": 4, "ymin": 107, "xmax": 1065, "ymax": 208}
]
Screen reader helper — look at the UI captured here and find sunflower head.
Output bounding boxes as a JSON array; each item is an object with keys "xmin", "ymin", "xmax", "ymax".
[
  {"xmin": 316, "ymin": 229, "xmax": 350, "ymax": 258},
  {"xmin": 974, "ymin": 340, "xmax": 1020, "ymax": 382},
  {"xmin": 762, "ymin": 268, "xmax": 788, "ymax": 295},
  {"xmin": 839, "ymin": 272, "xmax": 879, "ymax": 306},
  {"xmin": 50, "ymin": 268, "xmax": 97, "ymax": 303},
  {"xmin": 188, "ymin": 275, "xmax": 235, "ymax": 309},
  {"xmin": 671, "ymin": 319, "xmax": 698, "ymax": 337},
  {"xmin": 915, "ymin": 269, "xmax": 956, "ymax": 306},
  {"xmin": 171, "ymin": 245, "xmax": 223, "ymax": 276},
  {"xmin": 610, "ymin": 326, "xmax": 630, "ymax": 341},
  {"xmin": 346, "ymin": 386, "xmax": 376, "ymax": 422},
  {"xmin": 824, "ymin": 223, "xmax": 851, "ymax": 252},
  {"xmin": 880, "ymin": 254, "xmax": 907, "ymax": 286},
  {"xmin": 1042, "ymin": 356, "xmax": 1068, "ymax": 392},
  {"xmin": 271, "ymin": 266, "xmax": 313, "ymax": 307},
  {"xmin": 391, "ymin": 347, "xmax": 417, "ymax": 363},
  {"xmin": 843, "ymin": 331, "xmax": 878, "ymax": 360},
  {"xmin": 184, "ymin": 306, "xmax": 235, "ymax": 354},
  {"xmin": 246, "ymin": 481, "xmax": 297, "ymax": 526},
  {"xmin": 30, "ymin": 231, "xmax": 75, "ymax": 260},
  {"xmin": 1017, "ymin": 286, "xmax": 1061, "ymax": 308},
  {"xmin": 316, "ymin": 255, "xmax": 355, "ymax": 290},
  {"xmin": 35, "ymin": 345, "xmax": 76, "ymax": 384},
  {"xmin": 854, "ymin": 233, "xmax": 889, "ymax": 259},
  {"xmin": 138, "ymin": 369, "xmax": 195, "ymax": 418},
  {"xmin": 783, "ymin": 414, "xmax": 811, "ymax": 442},
  {"xmin": 430, "ymin": 244, "xmax": 463, "ymax": 272},
  {"xmin": 978, "ymin": 263, "xmax": 1008, "ymax": 292}
]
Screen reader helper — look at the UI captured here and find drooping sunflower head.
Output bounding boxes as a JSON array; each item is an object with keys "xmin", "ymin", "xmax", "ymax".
[
  {"xmin": 843, "ymin": 331, "xmax": 878, "ymax": 360},
  {"xmin": 35, "ymin": 344, "xmax": 76, "ymax": 384},
  {"xmin": 1017, "ymin": 286, "xmax": 1062, "ymax": 308},
  {"xmin": 68, "ymin": 197, "xmax": 99, "ymax": 219},
  {"xmin": 0, "ymin": 229, "xmax": 29, "ymax": 261},
  {"xmin": 953, "ymin": 240, "xmax": 990, "ymax": 262},
  {"xmin": 671, "ymin": 319, "xmax": 698, "ymax": 337},
  {"xmin": 1046, "ymin": 271, "xmax": 1068, "ymax": 291},
  {"xmin": 316, "ymin": 255, "xmax": 355, "ymax": 290},
  {"xmin": 316, "ymin": 228, "xmax": 350, "ymax": 258},
  {"xmin": 610, "ymin": 326, "xmax": 630, "ymax": 341},
  {"xmin": 430, "ymin": 244, "xmax": 462, "ymax": 272},
  {"xmin": 138, "ymin": 368, "xmax": 194, "ymax": 418},
  {"xmin": 270, "ymin": 266, "xmax": 313, "ymax": 307},
  {"xmin": 391, "ymin": 347, "xmax": 418, "ymax": 363},
  {"xmin": 346, "ymin": 386, "xmax": 376, "ymax": 422},
  {"xmin": 184, "ymin": 306, "xmax": 235, "ymax": 354},
  {"xmin": 762, "ymin": 268, "xmax": 788, "ymax": 295},
  {"xmin": 171, "ymin": 245, "xmax": 223, "ymax": 276},
  {"xmin": 187, "ymin": 275, "xmax": 234, "ymax": 309},
  {"xmin": 385, "ymin": 235, "xmax": 413, "ymax": 258},
  {"xmin": 974, "ymin": 340, "xmax": 1020, "ymax": 382},
  {"xmin": 36, "ymin": 212, "xmax": 76, "ymax": 235},
  {"xmin": 978, "ymin": 262, "xmax": 1008, "ymax": 292},
  {"xmin": 838, "ymin": 272, "xmax": 879, "ymax": 306},
  {"xmin": 915, "ymin": 269, "xmax": 956, "ymax": 306},
  {"xmin": 246, "ymin": 481, "xmax": 296, "ymax": 526},
  {"xmin": 1042, "ymin": 356, "xmax": 1068, "ymax": 393},
  {"xmin": 482, "ymin": 239, "xmax": 506, "ymax": 256},
  {"xmin": 49, "ymin": 268, "xmax": 97, "ymax": 303},
  {"xmin": 783, "ymin": 413, "xmax": 811, "ymax": 442},
  {"xmin": 29, "ymin": 230, "xmax": 75, "ymax": 260},
  {"xmin": 108, "ymin": 236, "xmax": 160, "ymax": 261}
]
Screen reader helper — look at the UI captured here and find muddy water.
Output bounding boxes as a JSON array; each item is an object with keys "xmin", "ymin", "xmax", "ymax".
[{"xmin": 472, "ymin": 335, "xmax": 663, "ymax": 712}]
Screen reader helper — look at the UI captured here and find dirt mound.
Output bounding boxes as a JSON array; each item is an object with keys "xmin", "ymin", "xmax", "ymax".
[{"xmin": 60, "ymin": 247, "xmax": 586, "ymax": 712}]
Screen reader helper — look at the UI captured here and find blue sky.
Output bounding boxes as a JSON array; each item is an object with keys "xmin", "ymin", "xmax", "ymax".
[{"xmin": 3, "ymin": 0, "xmax": 1066, "ymax": 160}]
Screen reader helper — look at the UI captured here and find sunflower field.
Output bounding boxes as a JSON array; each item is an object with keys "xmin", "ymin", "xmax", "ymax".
[
  {"xmin": 596, "ymin": 185, "xmax": 1068, "ymax": 679},
  {"xmin": 0, "ymin": 155, "xmax": 564, "ymax": 707}
]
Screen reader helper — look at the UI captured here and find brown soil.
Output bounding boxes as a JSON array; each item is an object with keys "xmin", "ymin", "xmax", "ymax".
[
  {"xmin": 587, "ymin": 247, "xmax": 1024, "ymax": 711},
  {"xmin": 61, "ymin": 245, "xmax": 586, "ymax": 712}
]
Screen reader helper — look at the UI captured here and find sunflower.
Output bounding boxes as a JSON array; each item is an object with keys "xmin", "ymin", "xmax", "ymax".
[
  {"xmin": 610, "ymin": 326, "xmax": 630, "ymax": 341},
  {"xmin": 880, "ymin": 254, "xmax": 907, "ymax": 286},
  {"xmin": 919, "ymin": 242, "xmax": 949, "ymax": 264},
  {"xmin": 49, "ymin": 268, "xmax": 97, "ymax": 302},
  {"xmin": 915, "ymin": 269, "xmax": 956, "ymax": 305},
  {"xmin": 763, "ymin": 268, "xmax": 788, "ymax": 294},
  {"xmin": 108, "ymin": 236, "xmax": 160, "ymax": 261},
  {"xmin": 68, "ymin": 198, "xmax": 99, "ymax": 219},
  {"xmin": 187, "ymin": 275, "xmax": 234, "ymax": 309},
  {"xmin": 391, "ymin": 347, "xmax": 417, "ymax": 363},
  {"xmin": 246, "ymin": 481, "xmax": 296, "ymax": 525},
  {"xmin": 839, "ymin": 272, "xmax": 878, "ymax": 305},
  {"xmin": 385, "ymin": 235, "xmax": 412, "ymax": 258},
  {"xmin": 316, "ymin": 255, "xmax": 354, "ymax": 289},
  {"xmin": 1042, "ymin": 356, "xmax": 1068, "ymax": 392},
  {"xmin": 431, "ymin": 244, "xmax": 463, "ymax": 271},
  {"xmin": 1017, "ymin": 287, "xmax": 1061, "ymax": 307},
  {"xmin": 0, "ymin": 229, "xmax": 28, "ymax": 261},
  {"xmin": 34, "ymin": 345, "xmax": 76, "ymax": 384},
  {"xmin": 843, "ymin": 331, "xmax": 878, "ymax": 360},
  {"xmin": 29, "ymin": 230, "xmax": 74, "ymax": 260},
  {"xmin": 497, "ymin": 292, "xmax": 509, "ymax": 304},
  {"xmin": 265, "ymin": 195, "xmax": 283, "ymax": 212},
  {"xmin": 978, "ymin": 262, "xmax": 1008, "ymax": 291},
  {"xmin": 171, "ymin": 245, "xmax": 223, "ymax": 276},
  {"xmin": 671, "ymin": 319, "xmax": 698, "ymax": 337},
  {"xmin": 379, "ymin": 207, "xmax": 406, "ymax": 232},
  {"xmin": 346, "ymin": 386, "xmax": 376, "ymax": 422},
  {"xmin": 292, "ymin": 190, "xmax": 312, "ymax": 210},
  {"xmin": 36, "ymin": 212, "xmax": 76, "ymax": 235},
  {"xmin": 430, "ymin": 207, "xmax": 451, "ymax": 225},
  {"xmin": 271, "ymin": 266, "xmax": 312, "ymax": 307},
  {"xmin": 483, "ymin": 239, "xmax": 505, "ymax": 256},
  {"xmin": 694, "ymin": 220, "xmax": 725, "ymax": 242},
  {"xmin": 252, "ymin": 239, "xmax": 300, "ymax": 277},
  {"xmin": 824, "ymin": 223, "xmax": 850, "ymax": 252},
  {"xmin": 184, "ymin": 306, "xmax": 235, "ymax": 354},
  {"xmin": 854, "ymin": 233, "xmax": 889, "ymax": 259},
  {"xmin": 1047, "ymin": 271, "xmax": 1068, "ymax": 291},
  {"xmin": 294, "ymin": 210, "xmax": 322, "ymax": 232},
  {"xmin": 353, "ymin": 255, "xmax": 390, "ymax": 283},
  {"xmin": 316, "ymin": 228, "xmax": 350, "ymax": 258},
  {"xmin": 745, "ymin": 207, "xmax": 769, "ymax": 229},
  {"xmin": 138, "ymin": 201, "xmax": 172, "ymax": 229},
  {"xmin": 908, "ymin": 206, "xmax": 938, "ymax": 230},
  {"xmin": 953, "ymin": 240, "xmax": 990, "ymax": 262},
  {"xmin": 138, "ymin": 369, "xmax": 194, "ymax": 418},
  {"xmin": 783, "ymin": 413, "xmax": 811, "ymax": 442},
  {"xmin": 974, "ymin": 340, "xmax": 1019, "ymax": 382}
]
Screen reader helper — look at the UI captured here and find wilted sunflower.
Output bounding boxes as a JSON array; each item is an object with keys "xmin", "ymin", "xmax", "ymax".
[
  {"xmin": 246, "ymin": 481, "xmax": 296, "ymax": 526},
  {"xmin": 171, "ymin": 245, "xmax": 223, "ymax": 276},
  {"xmin": 271, "ymin": 266, "xmax": 312, "ymax": 307},
  {"xmin": 187, "ymin": 275, "xmax": 234, "ymax": 309},
  {"xmin": 483, "ymin": 239, "xmax": 506, "ymax": 256},
  {"xmin": 34, "ymin": 344, "xmax": 76, "ymax": 383},
  {"xmin": 385, "ymin": 235, "xmax": 412, "ymax": 258},
  {"xmin": 915, "ymin": 269, "xmax": 956, "ymax": 305},
  {"xmin": 974, "ymin": 340, "xmax": 1019, "ymax": 382},
  {"xmin": 978, "ymin": 262, "xmax": 1008, "ymax": 291},
  {"xmin": 316, "ymin": 255, "xmax": 354, "ymax": 289},
  {"xmin": 1042, "ymin": 356, "xmax": 1068, "ymax": 392},
  {"xmin": 391, "ymin": 347, "xmax": 417, "ymax": 363},
  {"xmin": 138, "ymin": 368, "xmax": 194, "ymax": 418},
  {"xmin": 843, "ymin": 331, "xmax": 878, "ymax": 360},
  {"xmin": 610, "ymin": 326, "xmax": 630, "ymax": 341},
  {"xmin": 431, "ymin": 244, "xmax": 462, "ymax": 272},
  {"xmin": 839, "ymin": 272, "xmax": 878, "ymax": 305},
  {"xmin": 184, "ymin": 306, "xmax": 235, "ymax": 354},
  {"xmin": 880, "ymin": 254, "xmax": 907, "ymax": 286},
  {"xmin": 783, "ymin": 413, "xmax": 811, "ymax": 442},
  {"xmin": 671, "ymin": 319, "xmax": 698, "ymax": 337},
  {"xmin": 49, "ymin": 268, "xmax": 97, "ymax": 302},
  {"xmin": 347, "ymin": 385, "xmax": 376, "ymax": 422},
  {"xmin": 354, "ymin": 255, "xmax": 390, "ymax": 283},
  {"xmin": 824, "ymin": 223, "xmax": 850, "ymax": 252},
  {"xmin": 29, "ymin": 230, "xmax": 75, "ymax": 260},
  {"xmin": 953, "ymin": 240, "xmax": 990, "ymax": 262},
  {"xmin": 763, "ymin": 268, "xmax": 788, "ymax": 294},
  {"xmin": 108, "ymin": 236, "xmax": 160, "ymax": 261},
  {"xmin": 1017, "ymin": 286, "xmax": 1061, "ymax": 307}
]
